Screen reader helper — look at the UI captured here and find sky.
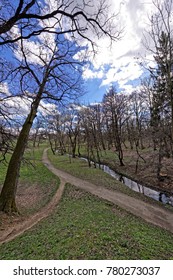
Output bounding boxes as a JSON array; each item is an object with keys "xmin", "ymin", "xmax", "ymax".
[
  {"xmin": 80, "ymin": 0, "xmax": 161, "ymax": 104},
  {"xmin": 0, "ymin": 0, "xmax": 168, "ymax": 114}
]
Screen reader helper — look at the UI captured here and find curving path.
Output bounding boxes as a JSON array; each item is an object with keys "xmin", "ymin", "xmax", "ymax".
[
  {"xmin": 1, "ymin": 148, "xmax": 173, "ymax": 244},
  {"xmin": 0, "ymin": 169, "xmax": 65, "ymax": 244},
  {"xmin": 43, "ymin": 148, "xmax": 173, "ymax": 234}
]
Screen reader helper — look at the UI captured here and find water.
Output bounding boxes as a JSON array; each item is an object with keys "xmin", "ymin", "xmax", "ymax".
[{"xmin": 80, "ymin": 157, "xmax": 173, "ymax": 207}]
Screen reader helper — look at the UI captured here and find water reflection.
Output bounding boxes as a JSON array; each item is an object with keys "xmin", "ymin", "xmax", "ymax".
[
  {"xmin": 99, "ymin": 163, "xmax": 173, "ymax": 207},
  {"xmin": 80, "ymin": 157, "xmax": 173, "ymax": 207}
]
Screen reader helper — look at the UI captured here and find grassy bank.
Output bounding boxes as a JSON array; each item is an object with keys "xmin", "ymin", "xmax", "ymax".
[{"xmin": 0, "ymin": 184, "xmax": 173, "ymax": 260}]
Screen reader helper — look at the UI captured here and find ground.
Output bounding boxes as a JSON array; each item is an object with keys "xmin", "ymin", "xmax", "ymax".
[{"xmin": 0, "ymin": 148, "xmax": 173, "ymax": 245}]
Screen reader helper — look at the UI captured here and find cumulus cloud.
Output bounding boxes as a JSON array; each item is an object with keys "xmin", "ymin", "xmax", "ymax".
[
  {"xmin": 1, "ymin": 96, "xmax": 58, "ymax": 121},
  {"xmin": 101, "ymin": 61, "xmax": 143, "ymax": 88},
  {"xmin": 6, "ymin": 0, "xmax": 169, "ymax": 100},
  {"xmin": 80, "ymin": 0, "xmax": 168, "ymax": 93},
  {"xmin": 39, "ymin": 100, "xmax": 57, "ymax": 117},
  {"xmin": 82, "ymin": 65, "xmax": 104, "ymax": 80}
]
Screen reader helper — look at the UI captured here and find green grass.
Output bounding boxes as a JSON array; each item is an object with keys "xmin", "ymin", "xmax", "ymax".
[
  {"xmin": 0, "ymin": 147, "xmax": 60, "ymax": 213},
  {"xmin": 0, "ymin": 184, "xmax": 173, "ymax": 260},
  {"xmin": 0, "ymin": 145, "xmax": 173, "ymax": 260},
  {"xmin": 0, "ymin": 162, "xmax": 8, "ymax": 185}
]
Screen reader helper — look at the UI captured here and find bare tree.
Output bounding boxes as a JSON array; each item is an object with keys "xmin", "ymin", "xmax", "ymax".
[
  {"xmin": 65, "ymin": 106, "xmax": 81, "ymax": 158},
  {"xmin": 79, "ymin": 106, "xmax": 99, "ymax": 167},
  {"xmin": 0, "ymin": 0, "xmax": 120, "ymax": 47},
  {"xmin": 0, "ymin": 37, "xmax": 83, "ymax": 213},
  {"xmin": 47, "ymin": 111, "xmax": 67, "ymax": 155},
  {"xmin": 102, "ymin": 86, "xmax": 126, "ymax": 166}
]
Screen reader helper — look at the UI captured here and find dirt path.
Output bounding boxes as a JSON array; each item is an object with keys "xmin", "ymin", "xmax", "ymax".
[
  {"xmin": 0, "ymin": 177, "xmax": 65, "ymax": 244},
  {"xmin": 1, "ymin": 149, "xmax": 173, "ymax": 244},
  {"xmin": 43, "ymin": 148, "xmax": 173, "ymax": 234}
]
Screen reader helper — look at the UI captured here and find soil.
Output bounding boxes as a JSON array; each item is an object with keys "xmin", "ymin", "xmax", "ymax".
[{"xmin": 1, "ymin": 148, "xmax": 173, "ymax": 244}]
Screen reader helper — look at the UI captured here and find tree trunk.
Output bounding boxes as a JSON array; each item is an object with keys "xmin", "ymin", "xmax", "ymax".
[
  {"xmin": 72, "ymin": 143, "xmax": 76, "ymax": 158},
  {"xmin": 0, "ymin": 79, "xmax": 46, "ymax": 213},
  {"xmin": 171, "ymin": 99, "xmax": 173, "ymax": 147},
  {"xmin": 0, "ymin": 108, "xmax": 37, "ymax": 213}
]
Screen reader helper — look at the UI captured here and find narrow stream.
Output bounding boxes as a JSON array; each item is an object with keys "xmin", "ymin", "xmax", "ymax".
[{"xmin": 80, "ymin": 157, "xmax": 173, "ymax": 207}]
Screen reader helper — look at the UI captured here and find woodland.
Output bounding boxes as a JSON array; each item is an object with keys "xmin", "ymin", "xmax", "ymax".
[{"xmin": 1, "ymin": 0, "xmax": 173, "ymax": 215}]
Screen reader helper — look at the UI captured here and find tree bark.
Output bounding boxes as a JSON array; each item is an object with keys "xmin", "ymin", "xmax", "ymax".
[
  {"xmin": 0, "ymin": 109, "xmax": 37, "ymax": 213},
  {"xmin": 0, "ymin": 79, "xmax": 46, "ymax": 213}
]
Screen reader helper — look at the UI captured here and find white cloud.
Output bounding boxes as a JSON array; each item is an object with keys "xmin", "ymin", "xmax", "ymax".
[
  {"xmin": 80, "ymin": 0, "xmax": 169, "ymax": 94},
  {"xmin": 1, "ymin": 96, "xmax": 31, "ymax": 120},
  {"xmin": 83, "ymin": 0, "xmax": 144, "ymax": 69},
  {"xmin": 82, "ymin": 65, "xmax": 104, "ymax": 80},
  {"xmin": 39, "ymin": 101, "xmax": 57, "ymax": 117},
  {"xmin": 0, "ymin": 82, "xmax": 11, "ymax": 97},
  {"xmin": 100, "ymin": 61, "xmax": 143, "ymax": 88},
  {"xmin": 1, "ymin": 96, "xmax": 58, "ymax": 121}
]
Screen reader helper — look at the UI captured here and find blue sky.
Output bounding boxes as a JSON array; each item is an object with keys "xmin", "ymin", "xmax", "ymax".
[{"xmin": 0, "ymin": 0, "xmax": 166, "ymax": 110}]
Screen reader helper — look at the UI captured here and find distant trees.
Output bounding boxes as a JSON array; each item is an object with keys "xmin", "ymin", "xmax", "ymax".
[
  {"xmin": 0, "ymin": 124, "xmax": 14, "ymax": 162},
  {"xmin": 80, "ymin": 105, "xmax": 103, "ymax": 167},
  {"xmin": 65, "ymin": 106, "xmax": 81, "ymax": 158},
  {"xmin": 47, "ymin": 111, "xmax": 67, "ymax": 156},
  {"xmin": 143, "ymin": 0, "xmax": 173, "ymax": 178}
]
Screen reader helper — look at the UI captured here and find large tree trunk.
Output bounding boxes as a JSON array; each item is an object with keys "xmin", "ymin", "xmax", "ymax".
[
  {"xmin": 0, "ymin": 80, "xmax": 46, "ymax": 213},
  {"xmin": 0, "ymin": 108, "xmax": 38, "ymax": 213}
]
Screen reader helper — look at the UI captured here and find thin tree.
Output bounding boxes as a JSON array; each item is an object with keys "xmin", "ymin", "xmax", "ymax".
[{"xmin": 102, "ymin": 86, "xmax": 125, "ymax": 166}]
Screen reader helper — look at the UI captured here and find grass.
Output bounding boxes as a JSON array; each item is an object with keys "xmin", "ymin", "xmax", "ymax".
[
  {"xmin": 0, "ymin": 184, "xmax": 173, "ymax": 260},
  {"xmin": 0, "ymin": 146, "xmax": 60, "ymax": 214},
  {"xmin": 0, "ymin": 145, "xmax": 173, "ymax": 259}
]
